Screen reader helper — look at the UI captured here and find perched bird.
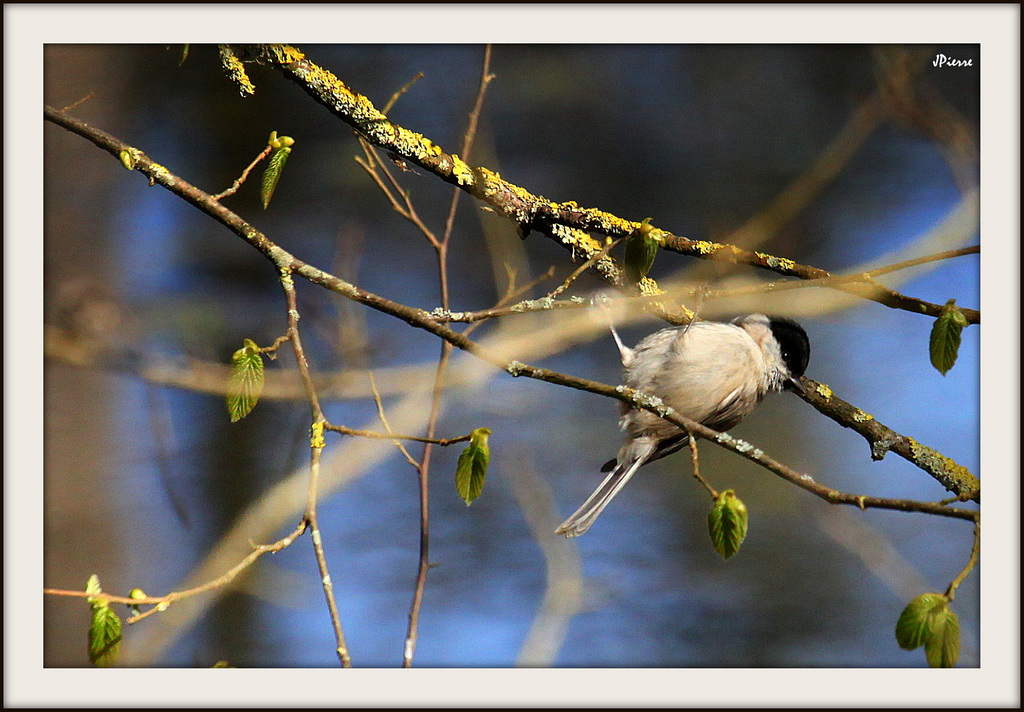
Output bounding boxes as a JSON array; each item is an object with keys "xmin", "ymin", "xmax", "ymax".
[{"xmin": 556, "ymin": 314, "xmax": 810, "ymax": 537}]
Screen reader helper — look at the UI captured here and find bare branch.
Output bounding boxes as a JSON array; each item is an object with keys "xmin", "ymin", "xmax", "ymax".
[
  {"xmin": 277, "ymin": 268, "xmax": 352, "ymax": 667},
  {"xmin": 325, "ymin": 422, "xmax": 471, "ymax": 448},
  {"xmin": 212, "ymin": 143, "xmax": 273, "ymax": 201},
  {"xmin": 42, "ymin": 104, "xmax": 979, "ymax": 509},
  {"xmin": 687, "ymin": 436, "xmax": 718, "ymax": 500},
  {"xmin": 44, "ymin": 520, "xmax": 307, "ymax": 624},
  {"xmin": 382, "ymin": 71, "xmax": 424, "ymax": 114},
  {"xmin": 368, "ymin": 372, "xmax": 423, "ymax": 470}
]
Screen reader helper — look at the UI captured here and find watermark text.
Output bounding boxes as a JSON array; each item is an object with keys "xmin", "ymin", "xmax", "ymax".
[{"xmin": 933, "ymin": 54, "xmax": 973, "ymax": 68}]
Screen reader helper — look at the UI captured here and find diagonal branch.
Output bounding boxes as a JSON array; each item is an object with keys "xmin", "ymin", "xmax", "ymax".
[
  {"xmin": 800, "ymin": 379, "xmax": 979, "ymax": 502},
  {"xmin": 44, "ymin": 105, "xmax": 979, "ymax": 521},
  {"xmin": 44, "ymin": 520, "xmax": 308, "ymax": 624},
  {"xmin": 236, "ymin": 44, "xmax": 978, "ymax": 325}
]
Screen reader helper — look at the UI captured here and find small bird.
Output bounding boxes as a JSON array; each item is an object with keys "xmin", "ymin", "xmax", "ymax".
[{"xmin": 556, "ymin": 313, "xmax": 810, "ymax": 537}]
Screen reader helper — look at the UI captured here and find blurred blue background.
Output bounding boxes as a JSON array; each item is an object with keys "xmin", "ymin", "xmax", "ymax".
[{"xmin": 43, "ymin": 43, "xmax": 979, "ymax": 668}]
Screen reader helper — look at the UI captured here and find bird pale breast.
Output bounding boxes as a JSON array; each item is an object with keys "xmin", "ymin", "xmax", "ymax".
[{"xmin": 623, "ymin": 323, "xmax": 769, "ymax": 438}]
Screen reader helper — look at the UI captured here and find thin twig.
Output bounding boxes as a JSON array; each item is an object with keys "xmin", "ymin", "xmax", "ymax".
[
  {"xmin": 382, "ymin": 72, "xmax": 424, "ymax": 115},
  {"xmin": 505, "ymin": 265, "xmax": 557, "ymax": 303},
  {"xmin": 44, "ymin": 519, "xmax": 307, "ymax": 623},
  {"xmin": 60, "ymin": 93, "xmax": 95, "ymax": 113},
  {"xmin": 306, "ymin": 444, "xmax": 350, "ymax": 666},
  {"xmin": 353, "ymin": 152, "xmax": 407, "ymax": 216},
  {"xmin": 658, "ymin": 227, "xmax": 980, "ymax": 324},
  {"xmin": 703, "ymin": 245, "xmax": 981, "ymax": 302},
  {"xmin": 212, "ymin": 144, "xmax": 273, "ymax": 201},
  {"xmin": 425, "ymin": 243, "xmax": 980, "ymax": 324},
  {"xmin": 404, "ymin": 344, "xmax": 450, "ymax": 669},
  {"xmin": 403, "ymin": 44, "xmax": 494, "ymax": 669},
  {"xmin": 368, "ymin": 372, "xmax": 422, "ymax": 469},
  {"xmin": 355, "ymin": 140, "xmax": 441, "ymax": 247},
  {"xmin": 860, "ymin": 245, "xmax": 980, "ymax": 279},
  {"xmin": 277, "ymin": 267, "xmax": 352, "ymax": 668},
  {"xmin": 547, "ymin": 237, "xmax": 623, "ymax": 300},
  {"xmin": 257, "ymin": 333, "xmax": 292, "ymax": 357},
  {"xmin": 687, "ymin": 436, "xmax": 718, "ymax": 499},
  {"xmin": 324, "ymin": 422, "xmax": 471, "ymax": 447},
  {"xmin": 944, "ymin": 522, "xmax": 980, "ymax": 601}
]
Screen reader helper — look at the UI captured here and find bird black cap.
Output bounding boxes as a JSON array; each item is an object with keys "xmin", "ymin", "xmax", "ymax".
[{"xmin": 767, "ymin": 317, "xmax": 810, "ymax": 380}]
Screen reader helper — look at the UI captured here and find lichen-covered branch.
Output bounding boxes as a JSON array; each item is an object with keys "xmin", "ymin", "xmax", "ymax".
[
  {"xmin": 801, "ymin": 379, "xmax": 980, "ymax": 503},
  {"xmin": 235, "ymin": 44, "xmax": 978, "ymax": 325},
  {"xmin": 43, "ymin": 104, "xmax": 980, "ymax": 516}
]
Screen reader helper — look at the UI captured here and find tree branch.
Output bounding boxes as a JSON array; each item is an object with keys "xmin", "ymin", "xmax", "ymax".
[
  {"xmin": 800, "ymin": 379, "xmax": 980, "ymax": 503},
  {"xmin": 44, "ymin": 520, "xmax": 307, "ymax": 624},
  {"xmin": 236, "ymin": 44, "xmax": 978, "ymax": 325},
  {"xmin": 276, "ymin": 267, "xmax": 352, "ymax": 667},
  {"xmin": 43, "ymin": 104, "xmax": 979, "ymax": 515}
]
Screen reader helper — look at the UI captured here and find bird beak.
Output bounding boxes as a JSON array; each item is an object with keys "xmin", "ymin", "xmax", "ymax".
[{"xmin": 786, "ymin": 375, "xmax": 807, "ymax": 396}]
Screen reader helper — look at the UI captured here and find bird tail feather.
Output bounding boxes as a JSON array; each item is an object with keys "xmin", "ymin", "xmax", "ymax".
[{"xmin": 555, "ymin": 455, "xmax": 648, "ymax": 537}]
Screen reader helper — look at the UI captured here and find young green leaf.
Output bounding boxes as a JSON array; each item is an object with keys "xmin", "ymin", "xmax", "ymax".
[
  {"xmin": 227, "ymin": 338, "xmax": 265, "ymax": 422},
  {"xmin": 708, "ymin": 489, "xmax": 748, "ymax": 559},
  {"xmin": 923, "ymin": 605, "xmax": 960, "ymax": 668},
  {"xmin": 895, "ymin": 592, "xmax": 948, "ymax": 651},
  {"xmin": 929, "ymin": 299, "xmax": 968, "ymax": 375},
  {"xmin": 261, "ymin": 134, "xmax": 295, "ymax": 209},
  {"xmin": 892, "ymin": 594, "xmax": 962, "ymax": 663},
  {"xmin": 88, "ymin": 605, "xmax": 123, "ymax": 667},
  {"xmin": 455, "ymin": 427, "xmax": 492, "ymax": 505},
  {"xmin": 895, "ymin": 592, "xmax": 961, "ymax": 667},
  {"xmin": 624, "ymin": 218, "xmax": 658, "ymax": 285},
  {"xmin": 84, "ymin": 575, "xmax": 122, "ymax": 667},
  {"xmin": 85, "ymin": 573, "xmax": 103, "ymax": 601}
]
